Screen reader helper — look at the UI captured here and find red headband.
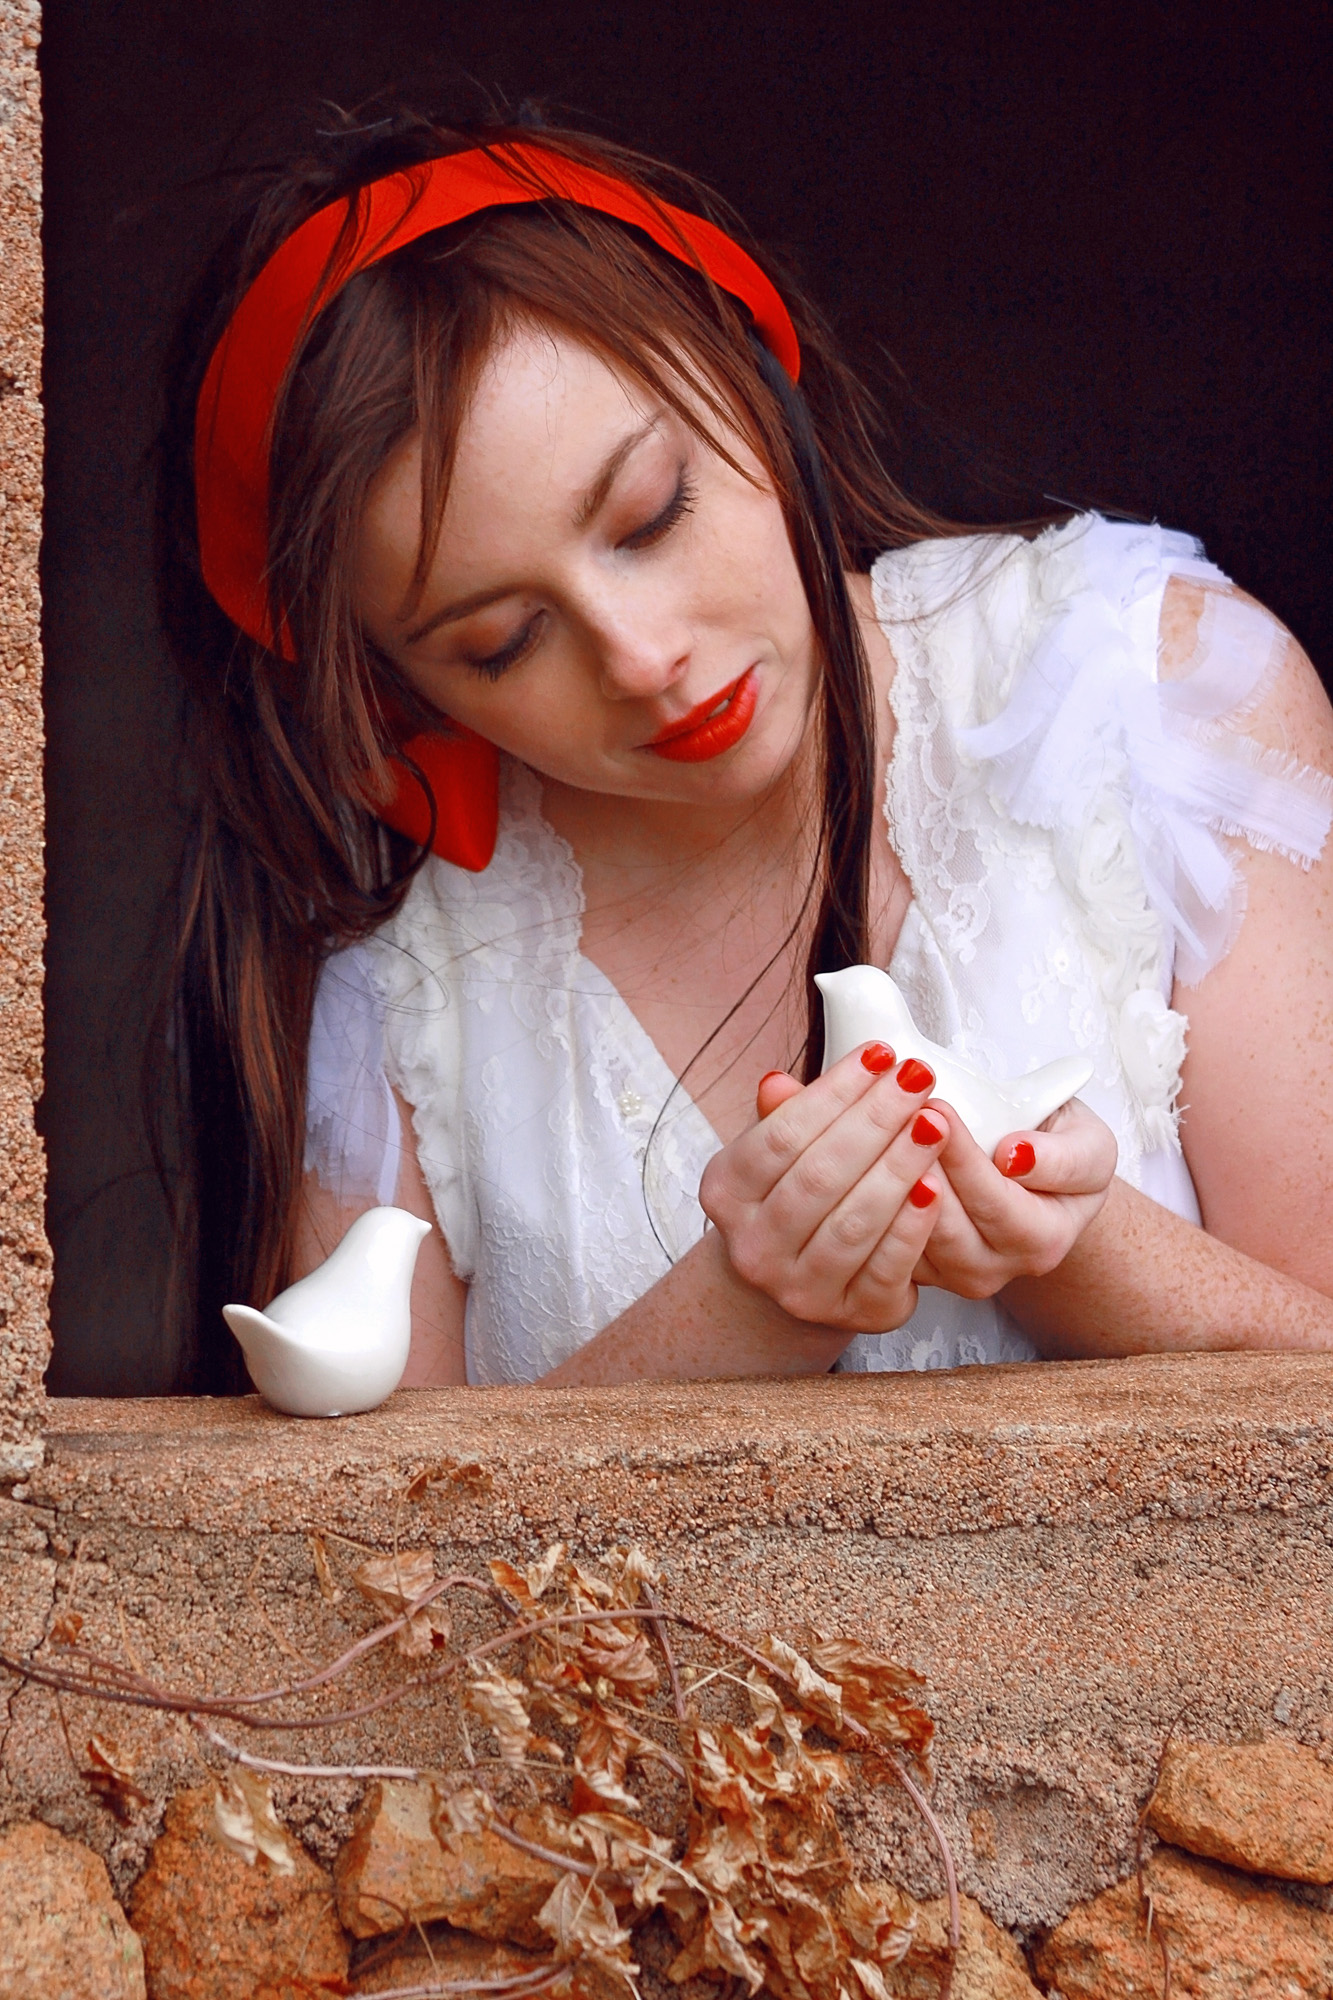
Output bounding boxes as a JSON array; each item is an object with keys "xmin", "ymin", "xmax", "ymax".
[{"xmin": 194, "ymin": 142, "xmax": 801, "ymax": 870}]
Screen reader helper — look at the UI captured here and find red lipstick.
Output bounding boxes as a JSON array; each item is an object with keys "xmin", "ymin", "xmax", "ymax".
[{"xmin": 643, "ymin": 669, "xmax": 758, "ymax": 763}]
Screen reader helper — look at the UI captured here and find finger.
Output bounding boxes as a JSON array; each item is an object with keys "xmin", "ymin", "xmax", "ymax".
[
  {"xmin": 787, "ymin": 1109, "xmax": 948, "ymax": 1285},
  {"xmin": 925, "ymin": 1103, "xmax": 1111, "ymax": 1283},
  {"xmin": 756, "ymin": 1069, "xmax": 804, "ymax": 1120},
  {"xmin": 906, "ymin": 1167, "xmax": 1003, "ymax": 1294},
  {"xmin": 841, "ymin": 1170, "xmax": 944, "ymax": 1319},
  {"xmin": 722, "ymin": 1042, "xmax": 917, "ymax": 1206},
  {"xmin": 991, "ymin": 1100, "xmax": 1118, "ymax": 1196},
  {"xmin": 764, "ymin": 1060, "xmax": 945, "ymax": 1251},
  {"xmin": 924, "ymin": 1104, "xmax": 1087, "ymax": 1244}
]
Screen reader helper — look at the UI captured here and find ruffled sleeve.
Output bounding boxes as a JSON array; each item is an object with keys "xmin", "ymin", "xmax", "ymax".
[
  {"xmin": 876, "ymin": 515, "xmax": 1332, "ymax": 1179},
  {"xmin": 305, "ymin": 943, "xmax": 402, "ymax": 1209},
  {"xmin": 957, "ymin": 518, "xmax": 1332, "ymax": 986},
  {"xmin": 304, "ymin": 918, "xmax": 478, "ymax": 1279}
]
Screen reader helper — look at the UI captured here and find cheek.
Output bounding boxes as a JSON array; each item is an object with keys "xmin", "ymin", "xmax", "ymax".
[
  {"xmin": 407, "ymin": 659, "xmax": 600, "ymax": 769},
  {"xmin": 707, "ymin": 485, "xmax": 808, "ymax": 627}
]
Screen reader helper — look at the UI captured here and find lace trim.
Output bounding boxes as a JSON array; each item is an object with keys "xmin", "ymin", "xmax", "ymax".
[
  {"xmin": 313, "ymin": 759, "xmax": 719, "ymax": 1303},
  {"xmin": 876, "ymin": 521, "xmax": 1169, "ymax": 1165}
]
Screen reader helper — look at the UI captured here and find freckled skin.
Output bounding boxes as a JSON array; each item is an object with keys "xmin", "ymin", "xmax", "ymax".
[{"xmin": 299, "ymin": 330, "xmax": 1333, "ymax": 1382}]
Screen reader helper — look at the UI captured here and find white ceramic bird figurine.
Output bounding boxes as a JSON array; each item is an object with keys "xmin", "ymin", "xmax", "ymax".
[
  {"xmin": 223, "ymin": 1206, "xmax": 432, "ymax": 1418},
  {"xmin": 816, "ymin": 965, "xmax": 1094, "ymax": 1158}
]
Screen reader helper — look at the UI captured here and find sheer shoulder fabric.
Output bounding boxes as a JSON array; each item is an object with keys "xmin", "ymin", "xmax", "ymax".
[{"xmin": 305, "ymin": 943, "xmax": 403, "ymax": 1210}]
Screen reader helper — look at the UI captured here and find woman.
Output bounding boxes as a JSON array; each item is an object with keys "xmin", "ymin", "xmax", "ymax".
[{"xmin": 162, "ymin": 115, "xmax": 1333, "ymax": 1393}]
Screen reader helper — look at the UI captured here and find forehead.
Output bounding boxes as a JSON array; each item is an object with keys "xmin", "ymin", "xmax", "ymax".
[
  {"xmin": 461, "ymin": 320, "xmax": 653, "ymax": 464},
  {"xmin": 365, "ymin": 322, "xmax": 663, "ymax": 573}
]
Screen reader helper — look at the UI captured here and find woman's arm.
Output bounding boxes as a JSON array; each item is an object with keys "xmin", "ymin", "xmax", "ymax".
[
  {"xmin": 548, "ymin": 1045, "xmax": 1113, "ymax": 1385},
  {"xmin": 540, "ymin": 1228, "xmax": 851, "ymax": 1384},
  {"xmin": 291, "ymin": 1082, "xmax": 856, "ymax": 1388},
  {"xmin": 1004, "ymin": 584, "xmax": 1333, "ymax": 1354},
  {"xmin": 289, "ymin": 1043, "xmax": 1109, "ymax": 1391}
]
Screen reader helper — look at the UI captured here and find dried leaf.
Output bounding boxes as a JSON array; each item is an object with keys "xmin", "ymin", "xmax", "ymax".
[
  {"xmin": 538, "ymin": 1871, "xmax": 638, "ymax": 1997},
  {"xmin": 352, "ymin": 1549, "xmax": 451, "ymax": 1657},
  {"xmin": 757, "ymin": 1890, "xmax": 845, "ymax": 1995},
  {"xmin": 527, "ymin": 1636, "xmax": 594, "ymax": 1708},
  {"xmin": 571, "ymin": 1704, "xmax": 643, "ymax": 1815},
  {"xmin": 489, "ymin": 1541, "xmax": 566, "ymax": 1612},
  {"xmin": 526, "ymin": 1542, "xmax": 568, "ymax": 1599},
  {"xmin": 607, "ymin": 1543, "xmax": 661, "ymax": 1605},
  {"xmin": 576, "ymin": 1623, "xmax": 659, "ymax": 1699},
  {"xmin": 807, "ymin": 1637, "xmax": 933, "ymax": 1760},
  {"xmin": 837, "ymin": 1881, "xmax": 917, "ymax": 1967},
  {"xmin": 759, "ymin": 1636, "xmax": 845, "ymax": 1735},
  {"xmin": 568, "ymin": 1809, "xmax": 674, "ymax": 1879},
  {"xmin": 466, "ymin": 1672, "xmax": 547, "ymax": 1764},
  {"xmin": 307, "ymin": 1534, "xmax": 343, "ymax": 1603},
  {"xmin": 211, "ymin": 1772, "xmax": 297, "ymax": 1874},
  {"xmin": 81, "ymin": 1735, "xmax": 148, "ymax": 1823},
  {"xmin": 690, "ymin": 1721, "xmax": 797, "ymax": 1815},
  {"xmin": 746, "ymin": 1669, "xmax": 808, "ymax": 1755},
  {"xmin": 568, "ymin": 1561, "xmax": 616, "ymax": 1607},
  {"xmin": 668, "ymin": 1892, "xmax": 766, "ymax": 1993},
  {"xmin": 850, "ymin": 1959, "xmax": 892, "ymax": 2000},
  {"xmin": 435, "ymin": 1781, "xmax": 491, "ymax": 1841},
  {"xmin": 683, "ymin": 1812, "xmax": 762, "ymax": 1900},
  {"xmin": 489, "ymin": 1558, "xmax": 536, "ymax": 1609}
]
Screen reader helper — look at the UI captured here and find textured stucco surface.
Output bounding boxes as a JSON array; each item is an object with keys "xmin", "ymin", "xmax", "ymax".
[
  {"xmin": 0, "ymin": 0, "xmax": 50, "ymax": 1473},
  {"xmin": 1, "ymin": 1354, "xmax": 1330, "ymax": 1933}
]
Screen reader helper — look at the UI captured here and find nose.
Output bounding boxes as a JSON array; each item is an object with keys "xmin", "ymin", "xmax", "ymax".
[{"xmin": 585, "ymin": 589, "xmax": 693, "ymax": 704}]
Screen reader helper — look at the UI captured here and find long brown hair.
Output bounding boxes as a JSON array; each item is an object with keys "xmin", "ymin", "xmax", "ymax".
[{"xmin": 156, "ymin": 110, "xmax": 955, "ymax": 1390}]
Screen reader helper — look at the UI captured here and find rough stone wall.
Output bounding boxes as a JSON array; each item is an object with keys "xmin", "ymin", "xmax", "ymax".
[
  {"xmin": 0, "ymin": 0, "xmax": 49, "ymax": 1475},
  {"xmin": 3, "ymin": 1355, "xmax": 1331, "ymax": 1939}
]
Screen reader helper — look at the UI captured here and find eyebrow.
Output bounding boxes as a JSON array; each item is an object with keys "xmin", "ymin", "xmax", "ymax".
[{"xmin": 400, "ymin": 415, "xmax": 663, "ymax": 647}]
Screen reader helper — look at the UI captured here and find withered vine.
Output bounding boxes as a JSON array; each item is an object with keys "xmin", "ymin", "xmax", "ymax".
[{"xmin": 1, "ymin": 1541, "xmax": 960, "ymax": 2000}]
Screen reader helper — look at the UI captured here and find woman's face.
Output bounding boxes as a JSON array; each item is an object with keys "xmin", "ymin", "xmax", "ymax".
[{"xmin": 355, "ymin": 322, "xmax": 820, "ymax": 813}]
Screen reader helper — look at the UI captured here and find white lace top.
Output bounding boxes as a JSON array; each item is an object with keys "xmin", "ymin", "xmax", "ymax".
[{"xmin": 305, "ymin": 516, "xmax": 1332, "ymax": 1383}]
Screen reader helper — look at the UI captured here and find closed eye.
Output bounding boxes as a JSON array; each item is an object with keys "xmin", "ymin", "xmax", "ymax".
[
  {"xmin": 466, "ymin": 614, "xmax": 543, "ymax": 681},
  {"xmin": 618, "ymin": 471, "xmax": 697, "ymax": 552}
]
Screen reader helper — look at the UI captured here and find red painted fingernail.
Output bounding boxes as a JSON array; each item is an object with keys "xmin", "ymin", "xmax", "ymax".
[
  {"xmin": 896, "ymin": 1058, "xmax": 936, "ymax": 1094},
  {"xmin": 758, "ymin": 1071, "xmax": 787, "ymax": 1091},
  {"xmin": 908, "ymin": 1179, "xmax": 938, "ymax": 1208},
  {"xmin": 860, "ymin": 1042, "xmax": 896, "ymax": 1074},
  {"xmin": 912, "ymin": 1113, "xmax": 945, "ymax": 1146},
  {"xmin": 1002, "ymin": 1140, "xmax": 1037, "ymax": 1178}
]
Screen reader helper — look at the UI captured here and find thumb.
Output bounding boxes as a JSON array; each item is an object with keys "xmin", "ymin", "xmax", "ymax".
[{"xmin": 756, "ymin": 1069, "xmax": 804, "ymax": 1120}]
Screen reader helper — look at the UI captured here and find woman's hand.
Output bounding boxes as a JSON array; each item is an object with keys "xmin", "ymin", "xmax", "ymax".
[
  {"xmin": 698, "ymin": 1043, "xmax": 951, "ymax": 1333},
  {"xmin": 714, "ymin": 1054, "xmax": 1118, "ymax": 1325},
  {"xmin": 910, "ymin": 1095, "xmax": 1117, "ymax": 1297}
]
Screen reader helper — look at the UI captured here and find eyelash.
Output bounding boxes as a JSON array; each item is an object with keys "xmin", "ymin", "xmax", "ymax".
[
  {"xmin": 618, "ymin": 469, "xmax": 698, "ymax": 551},
  {"xmin": 465, "ymin": 471, "xmax": 698, "ymax": 680}
]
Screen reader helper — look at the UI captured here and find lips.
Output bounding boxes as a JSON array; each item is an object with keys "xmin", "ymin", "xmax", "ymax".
[{"xmin": 643, "ymin": 669, "xmax": 759, "ymax": 763}]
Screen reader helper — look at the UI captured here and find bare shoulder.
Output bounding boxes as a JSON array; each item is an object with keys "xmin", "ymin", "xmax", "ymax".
[
  {"xmin": 1159, "ymin": 572, "xmax": 1333, "ymax": 768},
  {"xmin": 1166, "ymin": 576, "xmax": 1333, "ymax": 1294}
]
